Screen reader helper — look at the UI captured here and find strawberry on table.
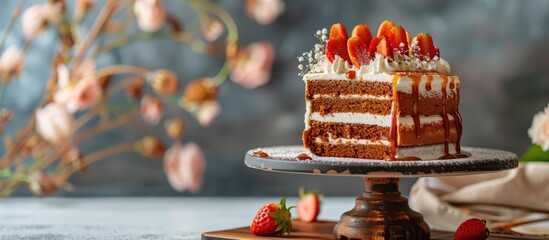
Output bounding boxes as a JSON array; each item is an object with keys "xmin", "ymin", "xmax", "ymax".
[
  {"xmin": 250, "ymin": 198, "xmax": 294, "ymax": 236},
  {"xmin": 454, "ymin": 218, "xmax": 489, "ymax": 240},
  {"xmin": 296, "ymin": 188, "xmax": 321, "ymax": 223}
]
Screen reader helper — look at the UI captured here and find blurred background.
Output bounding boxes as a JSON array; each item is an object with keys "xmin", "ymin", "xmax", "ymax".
[{"xmin": 1, "ymin": 0, "xmax": 548, "ymax": 197}]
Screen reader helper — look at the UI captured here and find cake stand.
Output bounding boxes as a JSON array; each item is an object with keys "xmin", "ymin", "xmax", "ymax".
[{"xmin": 244, "ymin": 146, "xmax": 518, "ymax": 240}]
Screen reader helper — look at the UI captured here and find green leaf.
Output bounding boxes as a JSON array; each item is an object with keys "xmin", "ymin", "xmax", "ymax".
[
  {"xmin": 275, "ymin": 224, "xmax": 284, "ymax": 232},
  {"xmin": 0, "ymin": 168, "xmax": 11, "ymax": 178},
  {"xmin": 280, "ymin": 197, "xmax": 286, "ymax": 207},
  {"xmin": 520, "ymin": 144, "xmax": 549, "ymax": 162}
]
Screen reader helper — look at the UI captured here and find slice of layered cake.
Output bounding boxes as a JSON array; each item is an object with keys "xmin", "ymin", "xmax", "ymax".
[{"xmin": 299, "ymin": 21, "xmax": 468, "ymax": 160}]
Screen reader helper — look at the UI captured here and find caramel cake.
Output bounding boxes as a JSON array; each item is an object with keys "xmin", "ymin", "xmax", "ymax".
[{"xmin": 298, "ymin": 20, "xmax": 468, "ymax": 160}]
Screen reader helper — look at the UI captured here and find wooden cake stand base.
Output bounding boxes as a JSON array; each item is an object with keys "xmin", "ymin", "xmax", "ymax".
[{"xmin": 334, "ymin": 178, "xmax": 429, "ymax": 239}]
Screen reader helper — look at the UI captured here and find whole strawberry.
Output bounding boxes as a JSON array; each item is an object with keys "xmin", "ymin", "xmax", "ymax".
[
  {"xmin": 250, "ymin": 198, "xmax": 293, "ymax": 236},
  {"xmin": 296, "ymin": 188, "xmax": 321, "ymax": 222},
  {"xmin": 454, "ymin": 218, "xmax": 489, "ymax": 240}
]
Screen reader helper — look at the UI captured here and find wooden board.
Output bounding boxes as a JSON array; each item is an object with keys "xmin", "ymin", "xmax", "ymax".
[
  {"xmin": 202, "ymin": 220, "xmax": 335, "ymax": 239},
  {"xmin": 202, "ymin": 220, "xmax": 515, "ymax": 240}
]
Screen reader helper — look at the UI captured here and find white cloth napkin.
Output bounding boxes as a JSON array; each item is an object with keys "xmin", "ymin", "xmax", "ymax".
[{"xmin": 409, "ymin": 162, "xmax": 549, "ymax": 231}]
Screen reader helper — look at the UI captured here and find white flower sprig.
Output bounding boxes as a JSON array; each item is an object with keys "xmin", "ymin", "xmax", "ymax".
[{"xmin": 528, "ymin": 103, "xmax": 549, "ymax": 151}]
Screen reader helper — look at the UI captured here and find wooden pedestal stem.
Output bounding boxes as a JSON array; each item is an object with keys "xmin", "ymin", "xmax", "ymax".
[{"xmin": 333, "ymin": 178, "xmax": 430, "ymax": 240}]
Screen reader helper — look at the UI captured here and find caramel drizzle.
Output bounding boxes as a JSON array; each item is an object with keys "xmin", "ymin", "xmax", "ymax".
[
  {"xmin": 411, "ymin": 74, "xmax": 422, "ymax": 141},
  {"xmin": 389, "ymin": 75, "xmax": 400, "ymax": 159},
  {"xmin": 426, "ymin": 75, "xmax": 434, "ymax": 91},
  {"xmin": 440, "ymin": 74, "xmax": 450, "ymax": 156},
  {"xmin": 388, "ymin": 73, "xmax": 468, "ymax": 160},
  {"xmin": 450, "ymin": 76, "xmax": 463, "ymax": 153}
]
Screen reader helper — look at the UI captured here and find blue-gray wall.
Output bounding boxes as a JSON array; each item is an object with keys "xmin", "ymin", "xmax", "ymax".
[{"xmin": 2, "ymin": 0, "xmax": 548, "ymax": 196}]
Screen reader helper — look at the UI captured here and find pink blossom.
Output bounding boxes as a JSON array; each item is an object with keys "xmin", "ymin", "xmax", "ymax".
[
  {"xmin": 21, "ymin": 2, "xmax": 62, "ymax": 39},
  {"xmin": 245, "ymin": 0, "xmax": 285, "ymax": 25},
  {"xmin": 148, "ymin": 69, "xmax": 179, "ymax": 95},
  {"xmin": 54, "ymin": 62, "xmax": 101, "ymax": 113},
  {"xmin": 163, "ymin": 142, "xmax": 205, "ymax": 193},
  {"xmin": 202, "ymin": 18, "xmax": 224, "ymax": 42},
  {"xmin": 230, "ymin": 41, "xmax": 275, "ymax": 89},
  {"xmin": 35, "ymin": 103, "xmax": 75, "ymax": 144},
  {"xmin": 140, "ymin": 95, "xmax": 164, "ymax": 125},
  {"xmin": 0, "ymin": 45, "xmax": 25, "ymax": 81},
  {"xmin": 42, "ymin": 2, "xmax": 64, "ymax": 23},
  {"xmin": 195, "ymin": 100, "xmax": 220, "ymax": 127},
  {"xmin": 134, "ymin": 0, "xmax": 166, "ymax": 32},
  {"xmin": 53, "ymin": 64, "xmax": 72, "ymax": 104},
  {"xmin": 65, "ymin": 77, "xmax": 103, "ymax": 113},
  {"xmin": 528, "ymin": 103, "xmax": 549, "ymax": 151},
  {"xmin": 74, "ymin": 0, "xmax": 95, "ymax": 21},
  {"xmin": 22, "ymin": 4, "xmax": 47, "ymax": 39}
]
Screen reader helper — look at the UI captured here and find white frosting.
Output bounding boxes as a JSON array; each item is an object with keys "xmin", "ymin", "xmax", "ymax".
[
  {"xmin": 307, "ymin": 111, "xmax": 456, "ymax": 127},
  {"xmin": 312, "ymin": 94, "xmax": 391, "ymax": 100},
  {"xmin": 396, "ymin": 143, "xmax": 457, "ymax": 159},
  {"xmin": 396, "ymin": 75, "xmax": 458, "ymax": 97},
  {"xmin": 324, "ymin": 55, "xmax": 352, "ymax": 74},
  {"xmin": 315, "ymin": 136, "xmax": 390, "ymax": 146},
  {"xmin": 366, "ymin": 53, "xmax": 403, "ymax": 74},
  {"xmin": 309, "ymin": 112, "xmax": 392, "ymax": 126},
  {"xmin": 309, "ymin": 53, "xmax": 451, "ymax": 76},
  {"xmin": 304, "ymin": 101, "xmax": 312, "ymax": 129}
]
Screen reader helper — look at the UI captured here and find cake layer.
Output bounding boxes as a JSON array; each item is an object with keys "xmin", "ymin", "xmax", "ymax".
[
  {"xmin": 306, "ymin": 80, "xmax": 392, "ymax": 100},
  {"xmin": 306, "ymin": 121, "xmax": 390, "ymax": 141},
  {"xmin": 398, "ymin": 115, "xmax": 460, "ymax": 146},
  {"xmin": 310, "ymin": 93, "xmax": 458, "ymax": 116},
  {"xmin": 309, "ymin": 97, "xmax": 392, "ymax": 115},
  {"xmin": 397, "ymin": 93, "xmax": 458, "ymax": 115},
  {"xmin": 305, "ymin": 141, "xmax": 392, "ymax": 159},
  {"xmin": 303, "ymin": 72, "xmax": 462, "ymax": 160},
  {"xmin": 305, "ymin": 114, "xmax": 460, "ymax": 146},
  {"xmin": 304, "ymin": 73, "xmax": 459, "ymax": 98},
  {"xmin": 305, "ymin": 141, "xmax": 459, "ymax": 160}
]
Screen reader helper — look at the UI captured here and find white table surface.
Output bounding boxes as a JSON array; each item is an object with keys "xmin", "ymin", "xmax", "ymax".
[{"xmin": 0, "ymin": 197, "xmax": 355, "ymax": 240}]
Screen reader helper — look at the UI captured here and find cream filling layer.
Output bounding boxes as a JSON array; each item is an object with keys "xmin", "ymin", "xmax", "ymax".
[
  {"xmin": 396, "ymin": 143, "xmax": 457, "ymax": 159},
  {"xmin": 315, "ymin": 137, "xmax": 390, "ymax": 146},
  {"xmin": 312, "ymin": 94, "xmax": 391, "ymax": 100},
  {"xmin": 307, "ymin": 112, "xmax": 456, "ymax": 127},
  {"xmin": 313, "ymin": 136, "xmax": 458, "ymax": 160},
  {"xmin": 309, "ymin": 112, "xmax": 392, "ymax": 126}
]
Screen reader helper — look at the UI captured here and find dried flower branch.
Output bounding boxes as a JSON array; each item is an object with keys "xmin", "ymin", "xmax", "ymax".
[{"xmin": 0, "ymin": 0, "xmax": 281, "ymax": 197}]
